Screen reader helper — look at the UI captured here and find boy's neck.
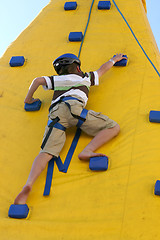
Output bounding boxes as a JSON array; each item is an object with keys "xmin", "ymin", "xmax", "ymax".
[
  {"xmin": 72, "ymin": 70, "xmax": 85, "ymax": 77},
  {"xmin": 75, "ymin": 71, "xmax": 84, "ymax": 77}
]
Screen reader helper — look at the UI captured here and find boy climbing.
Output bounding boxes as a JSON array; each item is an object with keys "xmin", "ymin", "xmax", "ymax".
[{"xmin": 14, "ymin": 53, "xmax": 126, "ymax": 205}]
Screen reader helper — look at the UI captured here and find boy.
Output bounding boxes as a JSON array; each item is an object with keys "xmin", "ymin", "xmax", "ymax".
[{"xmin": 14, "ymin": 53, "xmax": 126, "ymax": 205}]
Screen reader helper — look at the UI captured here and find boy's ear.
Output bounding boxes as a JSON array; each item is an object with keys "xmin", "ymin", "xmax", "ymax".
[{"xmin": 77, "ymin": 66, "xmax": 81, "ymax": 72}]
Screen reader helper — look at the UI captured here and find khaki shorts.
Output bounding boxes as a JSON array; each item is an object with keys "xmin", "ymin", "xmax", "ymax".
[{"xmin": 40, "ymin": 100, "xmax": 117, "ymax": 157}]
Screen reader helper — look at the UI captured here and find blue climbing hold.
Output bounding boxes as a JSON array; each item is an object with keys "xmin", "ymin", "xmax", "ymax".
[
  {"xmin": 9, "ymin": 56, "xmax": 25, "ymax": 67},
  {"xmin": 89, "ymin": 156, "xmax": 108, "ymax": 171},
  {"xmin": 8, "ymin": 204, "xmax": 29, "ymax": 219},
  {"xmin": 24, "ymin": 99, "xmax": 42, "ymax": 111},
  {"xmin": 69, "ymin": 32, "xmax": 83, "ymax": 42},
  {"xmin": 155, "ymin": 180, "xmax": 160, "ymax": 195},
  {"xmin": 64, "ymin": 2, "xmax": 77, "ymax": 10},
  {"xmin": 98, "ymin": 1, "xmax": 111, "ymax": 10},
  {"xmin": 114, "ymin": 55, "xmax": 128, "ymax": 66},
  {"xmin": 149, "ymin": 111, "xmax": 160, "ymax": 123}
]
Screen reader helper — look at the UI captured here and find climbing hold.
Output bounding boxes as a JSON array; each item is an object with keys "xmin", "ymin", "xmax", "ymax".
[
  {"xmin": 69, "ymin": 32, "xmax": 83, "ymax": 42},
  {"xmin": 154, "ymin": 180, "xmax": 160, "ymax": 195},
  {"xmin": 64, "ymin": 2, "xmax": 77, "ymax": 10},
  {"xmin": 24, "ymin": 99, "xmax": 42, "ymax": 111},
  {"xmin": 9, "ymin": 56, "xmax": 25, "ymax": 67},
  {"xmin": 114, "ymin": 55, "xmax": 128, "ymax": 66},
  {"xmin": 8, "ymin": 204, "xmax": 29, "ymax": 219},
  {"xmin": 98, "ymin": 1, "xmax": 111, "ymax": 10},
  {"xmin": 149, "ymin": 111, "xmax": 160, "ymax": 123},
  {"xmin": 89, "ymin": 156, "xmax": 108, "ymax": 171}
]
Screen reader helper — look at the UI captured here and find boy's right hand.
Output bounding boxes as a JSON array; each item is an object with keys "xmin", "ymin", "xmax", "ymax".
[
  {"xmin": 112, "ymin": 53, "xmax": 127, "ymax": 63},
  {"xmin": 24, "ymin": 98, "xmax": 40, "ymax": 104}
]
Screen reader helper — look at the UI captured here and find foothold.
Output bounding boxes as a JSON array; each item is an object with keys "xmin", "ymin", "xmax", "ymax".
[
  {"xmin": 69, "ymin": 32, "xmax": 83, "ymax": 42},
  {"xmin": 24, "ymin": 99, "xmax": 42, "ymax": 111},
  {"xmin": 8, "ymin": 204, "xmax": 29, "ymax": 219},
  {"xmin": 98, "ymin": 1, "xmax": 111, "ymax": 10},
  {"xmin": 155, "ymin": 180, "xmax": 160, "ymax": 195},
  {"xmin": 114, "ymin": 55, "xmax": 128, "ymax": 66},
  {"xmin": 9, "ymin": 56, "xmax": 25, "ymax": 67},
  {"xmin": 149, "ymin": 111, "xmax": 160, "ymax": 123},
  {"xmin": 64, "ymin": 2, "xmax": 77, "ymax": 10},
  {"xmin": 89, "ymin": 156, "xmax": 108, "ymax": 171}
]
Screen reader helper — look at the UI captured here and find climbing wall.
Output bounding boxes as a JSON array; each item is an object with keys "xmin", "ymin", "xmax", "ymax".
[{"xmin": 1, "ymin": 0, "xmax": 160, "ymax": 239}]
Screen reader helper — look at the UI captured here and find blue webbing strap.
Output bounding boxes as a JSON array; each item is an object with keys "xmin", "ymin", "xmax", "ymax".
[
  {"xmin": 41, "ymin": 117, "xmax": 60, "ymax": 150},
  {"xmin": 43, "ymin": 158, "xmax": 55, "ymax": 196},
  {"xmin": 42, "ymin": 120, "xmax": 66, "ymax": 196},
  {"xmin": 44, "ymin": 108, "xmax": 88, "ymax": 195},
  {"xmin": 56, "ymin": 156, "xmax": 66, "ymax": 172},
  {"xmin": 49, "ymin": 96, "xmax": 83, "ymax": 112},
  {"xmin": 61, "ymin": 97, "xmax": 87, "ymax": 122},
  {"xmin": 112, "ymin": 0, "xmax": 160, "ymax": 78},
  {"xmin": 56, "ymin": 108, "xmax": 88, "ymax": 173},
  {"xmin": 56, "ymin": 128, "xmax": 82, "ymax": 173},
  {"xmin": 62, "ymin": 96, "xmax": 80, "ymax": 102},
  {"xmin": 49, "ymin": 121, "xmax": 66, "ymax": 131},
  {"xmin": 77, "ymin": 108, "xmax": 88, "ymax": 128}
]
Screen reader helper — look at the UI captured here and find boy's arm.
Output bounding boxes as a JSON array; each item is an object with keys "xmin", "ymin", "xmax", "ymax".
[
  {"xmin": 97, "ymin": 53, "xmax": 127, "ymax": 78},
  {"xmin": 24, "ymin": 77, "xmax": 47, "ymax": 104}
]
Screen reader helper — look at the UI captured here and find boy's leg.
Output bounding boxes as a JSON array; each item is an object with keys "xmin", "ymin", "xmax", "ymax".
[
  {"xmin": 14, "ymin": 104, "xmax": 70, "ymax": 205},
  {"xmin": 79, "ymin": 124, "xmax": 120, "ymax": 160},
  {"xmin": 14, "ymin": 152, "xmax": 53, "ymax": 204},
  {"xmin": 78, "ymin": 108, "xmax": 120, "ymax": 161}
]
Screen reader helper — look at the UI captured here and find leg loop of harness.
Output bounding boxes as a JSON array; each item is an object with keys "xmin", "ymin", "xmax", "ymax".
[{"xmin": 41, "ymin": 116, "xmax": 66, "ymax": 150}]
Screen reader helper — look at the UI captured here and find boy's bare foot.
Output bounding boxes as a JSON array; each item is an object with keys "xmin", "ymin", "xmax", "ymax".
[
  {"xmin": 78, "ymin": 149, "xmax": 107, "ymax": 161},
  {"xmin": 14, "ymin": 185, "xmax": 32, "ymax": 205}
]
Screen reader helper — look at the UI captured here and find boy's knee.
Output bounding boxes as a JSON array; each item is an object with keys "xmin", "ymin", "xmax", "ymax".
[{"xmin": 113, "ymin": 124, "xmax": 120, "ymax": 136}]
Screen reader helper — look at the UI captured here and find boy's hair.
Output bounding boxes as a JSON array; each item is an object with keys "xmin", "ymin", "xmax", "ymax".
[{"xmin": 58, "ymin": 62, "xmax": 80, "ymax": 75}]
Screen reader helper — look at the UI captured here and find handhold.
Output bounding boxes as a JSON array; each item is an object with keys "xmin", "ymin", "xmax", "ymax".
[
  {"xmin": 155, "ymin": 180, "xmax": 160, "ymax": 195},
  {"xmin": 9, "ymin": 56, "xmax": 25, "ymax": 67},
  {"xmin": 114, "ymin": 55, "xmax": 128, "ymax": 66},
  {"xmin": 89, "ymin": 156, "xmax": 108, "ymax": 171},
  {"xmin": 149, "ymin": 111, "xmax": 160, "ymax": 123},
  {"xmin": 64, "ymin": 2, "xmax": 77, "ymax": 10},
  {"xmin": 24, "ymin": 100, "xmax": 42, "ymax": 111},
  {"xmin": 69, "ymin": 32, "xmax": 83, "ymax": 42},
  {"xmin": 98, "ymin": 1, "xmax": 111, "ymax": 10},
  {"xmin": 8, "ymin": 204, "xmax": 29, "ymax": 219}
]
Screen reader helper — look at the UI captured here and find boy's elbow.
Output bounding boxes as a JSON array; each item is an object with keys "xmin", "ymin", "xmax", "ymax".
[
  {"xmin": 34, "ymin": 77, "xmax": 46, "ymax": 85},
  {"xmin": 97, "ymin": 69, "xmax": 103, "ymax": 78}
]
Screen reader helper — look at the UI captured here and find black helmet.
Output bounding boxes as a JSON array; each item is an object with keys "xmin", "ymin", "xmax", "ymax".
[{"xmin": 53, "ymin": 53, "xmax": 81, "ymax": 74}]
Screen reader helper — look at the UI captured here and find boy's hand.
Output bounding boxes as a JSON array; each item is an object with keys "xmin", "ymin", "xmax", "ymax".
[
  {"xmin": 24, "ymin": 98, "xmax": 40, "ymax": 104},
  {"xmin": 97, "ymin": 53, "xmax": 128, "ymax": 78},
  {"xmin": 112, "ymin": 53, "xmax": 127, "ymax": 63}
]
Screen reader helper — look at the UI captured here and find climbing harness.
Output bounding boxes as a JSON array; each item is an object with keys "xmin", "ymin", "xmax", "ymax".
[{"xmin": 43, "ymin": 96, "xmax": 88, "ymax": 196}]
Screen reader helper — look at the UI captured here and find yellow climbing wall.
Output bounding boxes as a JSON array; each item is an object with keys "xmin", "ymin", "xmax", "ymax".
[{"xmin": 0, "ymin": 0, "xmax": 160, "ymax": 239}]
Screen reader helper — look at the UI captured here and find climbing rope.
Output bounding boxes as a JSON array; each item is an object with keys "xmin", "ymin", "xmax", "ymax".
[{"xmin": 78, "ymin": 0, "xmax": 95, "ymax": 58}]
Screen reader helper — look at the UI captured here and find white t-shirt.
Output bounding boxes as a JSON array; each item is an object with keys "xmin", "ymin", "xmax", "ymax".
[{"xmin": 43, "ymin": 71, "xmax": 99, "ymax": 106}]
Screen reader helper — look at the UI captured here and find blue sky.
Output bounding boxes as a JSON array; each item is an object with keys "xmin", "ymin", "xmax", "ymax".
[
  {"xmin": 0, "ymin": 0, "xmax": 50, "ymax": 57},
  {"xmin": 146, "ymin": 0, "xmax": 160, "ymax": 51},
  {"xmin": 0, "ymin": 0, "xmax": 159, "ymax": 57}
]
